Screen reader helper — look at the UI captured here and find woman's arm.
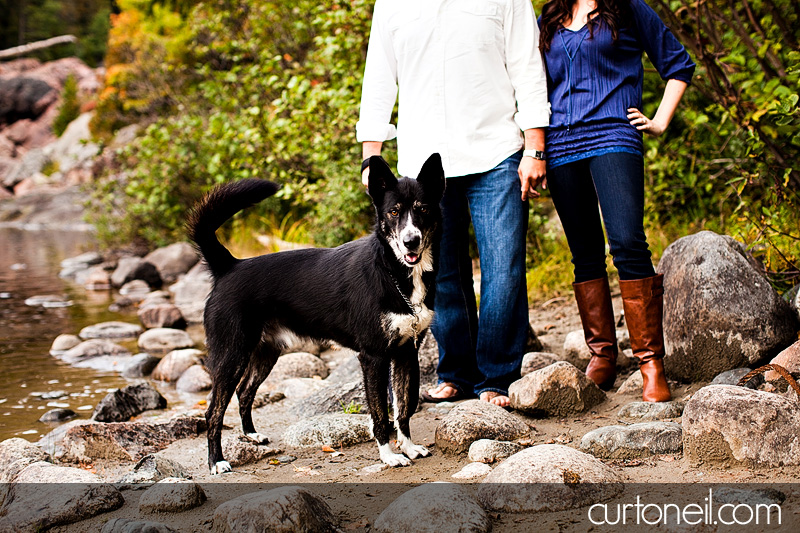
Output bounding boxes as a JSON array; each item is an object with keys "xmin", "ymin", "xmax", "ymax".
[{"xmin": 627, "ymin": 79, "xmax": 688, "ymax": 137}]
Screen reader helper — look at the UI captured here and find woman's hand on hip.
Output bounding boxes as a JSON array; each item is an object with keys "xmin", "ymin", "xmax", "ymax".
[{"xmin": 628, "ymin": 107, "xmax": 666, "ymax": 137}]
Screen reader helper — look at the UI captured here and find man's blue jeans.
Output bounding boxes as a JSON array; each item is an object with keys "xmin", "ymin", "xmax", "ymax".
[
  {"xmin": 431, "ymin": 151, "xmax": 528, "ymax": 397},
  {"xmin": 547, "ymin": 151, "xmax": 656, "ymax": 283}
]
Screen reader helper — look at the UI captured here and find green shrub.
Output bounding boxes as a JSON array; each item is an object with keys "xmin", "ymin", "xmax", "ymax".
[{"xmin": 52, "ymin": 75, "xmax": 81, "ymax": 137}]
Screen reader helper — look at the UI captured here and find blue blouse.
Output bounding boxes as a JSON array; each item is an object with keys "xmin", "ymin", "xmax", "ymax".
[{"xmin": 540, "ymin": 0, "xmax": 695, "ymax": 167}]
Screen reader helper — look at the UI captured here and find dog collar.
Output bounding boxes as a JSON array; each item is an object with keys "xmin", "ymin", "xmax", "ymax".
[{"xmin": 389, "ymin": 274, "xmax": 422, "ymax": 348}]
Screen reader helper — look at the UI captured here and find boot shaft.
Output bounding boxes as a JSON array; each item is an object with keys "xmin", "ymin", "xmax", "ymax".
[{"xmin": 619, "ymin": 273, "xmax": 665, "ymax": 363}]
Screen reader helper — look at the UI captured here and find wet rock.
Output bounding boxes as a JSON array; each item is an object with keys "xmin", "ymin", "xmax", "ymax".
[
  {"xmin": 477, "ymin": 445, "xmax": 625, "ymax": 512},
  {"xmin": 508, "ymin": 362, "xmax": 606, "ymax": 417},
  {"xmin": 451, "ymin": 462, "xmax": 493, "ymax": 480},
  {"xmin": 151, "ymin": 348, "xmax": 203, "ymax": 381},
  {"xmin": 39, "ymin": 408, "xmax": 76, "ymax": 423},
  {"xmin": 766, "ymin": 340, "xmax": 800, "ymax": 381},
  {"xmin": 169, "ymin": 262, "xmax": 212, "ymax": 324},
  {"xmin": 138, "ymin": 328, "xmax": 194, "ymax": 354},
  {"xmin": 618, "ymin": 401, "xmax": 684, "ymax": 421},
  {"xmin": 291, "ymin": 379, "xmax": 367, "ymax": 418},
  {"xmin": 0, "ymin": 462, "xmax": 123, "ymax": 531},
  {"xmin": 263, "ymin": 352, "xmax": 329, "ymax": 388},
  {"xmin": 144, "ymin": 242, "xmax": 198, "ymax": 283},
  {"xmin": 58, "ymin": 251, "xmax": 102, "ymax": 278},
  {"xmin": 92, "ymin": 382, "xmax": 167, "ymax": 422},
  {"xmin": 658, "ymin": 231, "xmax": 799, "ymax": 382},
  {"xmin": 61, "ymin": 339, "xmax": 131, "ymax": 364},
  {"xmin": 59, "ymin": 416, "xmax": 206, "ymax": 463},
  {"xmin": 617, "ymin": 370, "xmax": 643, "ymax": 395},
  {"xmin": 683, "ymin": 385, "xmax": 800, "ymax": 466},
  {"xmin": 139, "ymin": 478, "xmax": 206, "ymax": 514},
  {"xmin": 283, "ymin": 414, "xmax": 372, "ymax": 448},
  {"xmin": 111, "ymin": 256, "xmax": 162, "ymax": 288},
  {"xmin": 23, "ymin": 294, "xmax": 71, "ymax": 307},
  {"xmin": 373, "ymin": 484, "xmax": 490, "ymax": 533},
  {"xmin": 79, "ymin": 321, "xmax": 143, "ymax": 340},
  {"xmin": 212, "ymin": 486, "xmax": 340, "ymax": 533},
  {"xmin": 101, "ymin": 518, "xmax": 176, "ymax": 533},
  {"xmin": 118, "ymin": 454, "xmax": 192, "ymax": 484},
  {"xmin": 468, "ymin": 439, "xmax": 523, "ymax": 464},
  {"xmin": 122, "ymin": 353, "xmax": 161, "ymax": 378},
  {"xmin": 276, "ymin": 377, "xmax": 328, "ymax": 399},
  {"xmin": 138, "ymin": 303, "xmax": 186, "ymax": 329},
  {"xmin": 49, "ymin": 333, "xmax": 80, "ymax": 355},
  {"xmin": 435, "ymin": 400, "xmax": 531, "ymax": 455},
  {"xmin": 580, "ymin": 422, "xmax": 683, "ymax": 459},
  {"xmin": 711, "ymin": 367, "xmax": 753, "ymax": 385},
  {"xmin": 222, "ymin": 434, "xmax": 281, "ymax": 466},
  {"xmin": 175, "ymin": 365, "xmax": 212, "ymax": 393},
  {"xmin": 521, "ymin": 352, "xmax": 561, "ymax": 376}
]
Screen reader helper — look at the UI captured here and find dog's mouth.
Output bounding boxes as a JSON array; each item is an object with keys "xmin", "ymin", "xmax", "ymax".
[{"xmin": 404, "ymin": 252, "xmax": 420, "ymax": 265}]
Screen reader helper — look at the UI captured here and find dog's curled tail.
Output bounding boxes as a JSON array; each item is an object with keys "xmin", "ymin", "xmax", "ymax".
[{"xmin": 187, "ymin": 178, "xmax": 280, "ymax": 279}]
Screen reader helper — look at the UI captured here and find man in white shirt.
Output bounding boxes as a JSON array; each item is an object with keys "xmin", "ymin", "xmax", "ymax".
[{"xmin": 357, "ymin": 0, "xmax": 549, "ymax": 406}]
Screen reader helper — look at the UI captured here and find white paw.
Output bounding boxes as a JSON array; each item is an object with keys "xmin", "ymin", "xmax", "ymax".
[
  {"xmin": 210, "ymin": 460, "xmax": 232, "ymax": 475},
  {"xmin": 378, "ymin": 443, "xmax": 412, "ymax": 467},
  {"xmin": 403, "ymin": 443, "xmax": 431, "ymax": 459},
  {"xmin": 246, "ymin": 432, "xmax": 270, "ymax": 444}
]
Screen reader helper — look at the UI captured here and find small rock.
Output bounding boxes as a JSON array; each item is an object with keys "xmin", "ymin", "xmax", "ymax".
[
  {"xmin": 119, "ymin": 279, "xmax": 151, "ymax": 299},
  {"xmin": 144, "ymin": 242, "xmax": 199, "ymax": 282},
  {"xmin": 617, "ymin": 370, "xmax": 643, "ymax": 395},
  {"xmin": 508, "ymin": 361, "xmax": 606, "ymax": 417},
  {"xmin": 151, "ymin": 348, "xmax": 203, "ymax": 381},
  {"xmin": 766, "ymin": 340, "xmax": 800, "ymax": 381},
  {"xmin": 121, "ymin": 353, "xmax": 161, "ymax": 378},
  {"xmin": 49, "ymin": 333, "xmax": 81, "ymax": 355},
  {"xmin": 101, "ymin": 518, "xmax": 176, "ymax": 533},
  {"xmin": 580, "ymin": 422, "xmax": 683, "ymax": 459},
  {"xmin": 373, "ymin": 483, "xmax": 490, "ymax": 533},
  {"xmin": 61, "ymin": 339, "xmax": 131, "ymax": 364},
  {"xmin": 277, "ymin": 377, "xmax": 328, "ymax": 399},
  {"xmin": 435, "ymin": 400, "xmax": 531, "ymax": 455},
  {"xmin": 79, "ymin": 321, "xmax": 143, "ymax": 340},
  {"xmin": 23, "ymin": 294, "xmax": 71, "ymax": 307},
  {"xmin": 138, "ymin": 328, "xmax": 194, "ymax": 354},
  {"xmin": 83, "ymin": 265, "xmax": 112, "ymax": 290},
  {"xmin": 222, "ymin": 434, "xmax": 281, "ymax": 466},
  {"xmin": 263, "ymin": 352, "xmax": 329, "ymax": 388},
  {"xmin": 118, "ymin": 454, "xmax": 192, "ymax": 484},
  {"xmin": 451, "ymin": 462, "xmax": 493, "ymax": 480},
  {"xmin": 39, "ymin": 408, "xmax": 76, "ymax": 423},
  {"xmin": 618, "ymin": 401, "xmax": 684, "ymax": 421},
  {"xmin": 520, "ymin": 352, "xmax": 560, "ymax": 376},
  {"xmin": 139, "ymin": 290, "xmax": 172, "ymax": 309},
  {"xmin": 253, "ymin": 391, "xmax": 286, "ymax": 408},
  {"xmin": 275, "ymin": 455, "xmax": 296, "ymax": 464},
  {"xmin": 711, "ymin": 367, "xmax": 753, "ymax": 386},
  {"xmin": 359, "ymin": 463, "xmax": 389, "ymax": 475},
  {"xmin": 111, "ymin": 257, "xmax": 162, "ymax": 288},
  {"xmin": 139, "ymin": 478, "xmax": 206, "ymax": 514},
  {"xmin": 138, "ymin": 303, "xmax": 186, "ymax": 329},
  {"xmin": 59, "ymin": 251, "xmax": 102, "ymax": 276},
  {"xmin": 212, "ymin": 486, "xmax": 340, "ymax": 533},
  {"xmin": 468, "ymin": 439, "xmax": 523, "ymax": 464},
  {"xmin": 176, "ymin": 365, "xmax": 212, "ymax": 392},
  {"xmin": 477, "ymin": 445, "xmax": 625, "ymax": 512},
  {"xmin": 92, "ymin": 382, "xmax": 167, "ymax": 422},
  {"xmin": 283, "ymin": 414, "xmax": 372, "ymax": 448}
]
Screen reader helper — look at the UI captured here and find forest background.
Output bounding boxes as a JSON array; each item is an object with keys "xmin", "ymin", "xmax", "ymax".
[{"xmin": 2, "ymin": 0, "xmax": 798, "ymax": 300}]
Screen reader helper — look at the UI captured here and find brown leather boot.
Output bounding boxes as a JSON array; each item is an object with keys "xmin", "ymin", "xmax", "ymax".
[
  {"xmin": 573, "ymin": 277, "xmax": 618, "ymax": 391},
  {"xmin": 619, "ymin": 274, "xmax": 671, "ymax": 402}
]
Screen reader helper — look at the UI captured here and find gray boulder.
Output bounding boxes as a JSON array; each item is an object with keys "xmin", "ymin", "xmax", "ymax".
[
  {"xmin": 169, "ymin": 262, "xmax": 212, "ymax": 324},
  {"xmin": 144, "ymin": 242, "xmax": 199, "ymax": 282},
  {"xmin": 263, "ymin": 352, "xmax": 329, "ymax": 388},
  {"xmin": 434, "ymin": 400, "xmax": 531, "ymax": 455},
  {"xmin": 49, "ymin": 333, "xmax": 80, "ymax": 355},
  {"xmin": 138, "ymin": 328, "xmax": 194, "ymax": 354},
  {"xmin": 477, "ymin": 444, "xmax": 625, "ymax": 512},
  {"xmin": 213, "ymin": 486, "xmax": 340, "ymax": 533},
  {"xmin": 61, "ymin": 339, "xmax": 131, "ymax": 365},
  {"xmin": 59, "ymin": 251, "xmax": 102, "ymax": 278},
  {"xmin": 92, "ymin": 382, "xmax": 167, "ymax": 422},
  {"xmin": 618, "ymin": 400, "xmax": 684, "ymax": 421},
  {"xmin": 121, "ymin": 353, "xmax": 161, "ymax": 378},
  {"xmin": 562, "ymin": 329, "xmax": 631, "ymax": 371},
  {"xmin": 468, "ymin": 439, "xmax": 523, "ymax": 464},
  {"xmin": 0, "ymin": 438, "xmax": 50, "ymax": 485},
  {"xmin": 111, "ymin": 256, "xmax": 162, "ymax": 288},
  {"xmin": 283, "ymin": 414, "xmax": 372, "ymax": 448},
  {"xmin": 139, "ymin": 478, "xmax": 206, "ymax": 514},
  {"xmin": 138, "ymin": 303, "xmax": 186, "ymax": 329},
  {"xmin": 39, "ymin": 408, "xmax": 76, "ymax": 423},
  {"xmin": 509, "ymin": 361, "xmax": 606, "ymax": 417},
  {"xmin": 79, "ymin": 321, "xmax": 143, "ymax": 340},
  {"xmin": 276, "ymin": 377, "xmax": 328, "ymax": 399},
  {"xmin": 151, "ymin": 348, "xmax": 203, "ymax": 381},
  {"xmin": 766, "ymin": 340, "xmax": 800, "ymax": 381},
  {"xmin": 580, "ymin": 422, "xmax": 683, "ymax": 459},
  {"xmin": 658, "ymin": 231, "xmax": 799, "ymax": 381},
  {"xmin": 683, "ymin": 385, "xmax": 800, "ymax": 466},
  {"xmin": 222, "ymin": 434, "xmax": 280, "ymax": 466},
  {"xmin": 373, "ymin": 484, "xmax": 490, "ymax": 533},
  {"xmin": 711, "ymin": 367, "xmax": 753, "ymax": 385},
  {"xmin": 617, "ymin": 370, "xmax": 643, "ymax": 395},
  {"xmin": 118, "ymin": 454, "xmax": 192, "ymax": 484},
  {"xmin": 291, "ymin": 379, "xmax": 367, "ymax": 418},
  {"xmin": 520, "ymin": 352, "xmax": 561, "ymax": 376},
  {"xmin": 175, "ymin": 365, "xmax": 212, "ymax": 392}
]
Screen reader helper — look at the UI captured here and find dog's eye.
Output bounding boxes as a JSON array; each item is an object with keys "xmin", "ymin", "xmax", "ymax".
[
  {"xmin": 388, "ymin": 209, "xmax": 399, "ymax": 218},
  {"xmin": 416, "ymin": 205, "xmax": 428, "ymax": 214}
]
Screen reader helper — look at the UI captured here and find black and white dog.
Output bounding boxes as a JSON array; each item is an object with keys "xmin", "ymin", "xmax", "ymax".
[{"xmin": 187, "ymin": 154, "xmax": 445, "ymax": 474}]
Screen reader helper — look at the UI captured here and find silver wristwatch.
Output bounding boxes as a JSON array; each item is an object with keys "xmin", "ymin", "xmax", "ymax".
[{"xmin": 522, "ymin": 149, "xmax": 546, "ymax": 161}]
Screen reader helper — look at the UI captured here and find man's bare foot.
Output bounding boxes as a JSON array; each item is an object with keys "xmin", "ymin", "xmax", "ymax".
[
  {"xmin": 423, "ymin": 382, "xmax": 460, "ymax": 401},
  {"xmin": 480, "ymin": 390, "xmax": 510, "ymax": 408}
]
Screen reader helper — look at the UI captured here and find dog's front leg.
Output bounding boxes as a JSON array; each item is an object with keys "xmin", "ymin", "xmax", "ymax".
[
  {"xmin": 392, "ymin": 349, "xmax": 431, "ymax": 460},
  {"xmin": 360, "ymin": 352, "xmax": 411, "ymax": 467}
]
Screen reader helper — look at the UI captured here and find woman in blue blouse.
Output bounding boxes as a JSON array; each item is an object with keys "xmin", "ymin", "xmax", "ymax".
[{"xmin": 536, "ymin": 0, "xmax": 695, "ymax": 401}]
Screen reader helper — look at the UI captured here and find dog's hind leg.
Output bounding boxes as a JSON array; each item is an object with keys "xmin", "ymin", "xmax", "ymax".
[
  {"xmin": 392, "ymin": 349, "xmax": 431, "ymax": 460},
  {"xmin": 360, "ymin": 352, "xmax": 410, "ymax": 467},
  {"xmin": 206, "ymin": 352, "xmax": 249, "ymax": 475},
  {"xmin": 236, "ymin": 343, "xmax": 279, "ymax": 444}
]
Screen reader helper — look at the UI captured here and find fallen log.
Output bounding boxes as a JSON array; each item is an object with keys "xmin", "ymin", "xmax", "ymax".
[{"xmin": 0, "ymin": 35, "xmax": 78, "ymax": 61}]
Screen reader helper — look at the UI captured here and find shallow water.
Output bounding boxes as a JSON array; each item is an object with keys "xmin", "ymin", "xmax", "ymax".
[{"xmin": 0, "ymin": 227, "xmax": 130, "ymax": 442}]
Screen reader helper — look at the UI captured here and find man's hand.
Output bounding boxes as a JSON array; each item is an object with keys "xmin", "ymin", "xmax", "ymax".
[{"xmin": 519, "ymin": 156, "xmax": 547, "ymax": 201}]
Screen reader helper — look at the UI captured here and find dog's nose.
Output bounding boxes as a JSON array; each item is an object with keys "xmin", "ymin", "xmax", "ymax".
[{"xmin": 403, "ymin": 234, "xmax": 421, "ymax": 250}]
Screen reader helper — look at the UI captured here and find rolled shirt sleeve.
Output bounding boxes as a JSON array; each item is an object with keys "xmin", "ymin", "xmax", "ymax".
[
  {"xmin": 356, "ymin": 0, "xmax": 399, "ymax": 142},
  {"xmin": 505, "ymin": 0, "xmax": 551, "ymax": 131},
  {"xmin": 632, "ymin": 0, "xmax": 696, "ymax": 83}
]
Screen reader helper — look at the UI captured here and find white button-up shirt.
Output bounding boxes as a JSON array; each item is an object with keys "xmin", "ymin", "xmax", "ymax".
[{"xmin": 357, "ymin": 0, "xmax": 550, "ymax": 178}]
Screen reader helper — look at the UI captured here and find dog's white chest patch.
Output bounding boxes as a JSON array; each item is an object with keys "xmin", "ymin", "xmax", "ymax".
[{"xmin": 382, "ymin": 305, "xmax": 433, "ymax": 345}]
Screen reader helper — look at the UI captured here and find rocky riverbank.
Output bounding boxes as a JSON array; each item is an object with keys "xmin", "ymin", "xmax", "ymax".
[{"xmin": 0, "ymin": 228, "xmax": 799, "ymax": 531}]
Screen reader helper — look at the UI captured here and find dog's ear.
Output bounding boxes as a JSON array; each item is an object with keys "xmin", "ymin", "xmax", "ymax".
[
  {"xmin": 416, "ymin": 153, "xmax": 445, "ymax": 203},
  {"xmin": 367, "ymin": 156, "xmax": 397, "ymax": 205}
]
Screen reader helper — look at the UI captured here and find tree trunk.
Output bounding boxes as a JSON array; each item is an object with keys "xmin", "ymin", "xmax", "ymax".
[{"xmin": 0, "ymin": 35, "xmax": 78, "ymax": 60}]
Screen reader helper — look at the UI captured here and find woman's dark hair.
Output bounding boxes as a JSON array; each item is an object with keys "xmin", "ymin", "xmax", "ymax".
[{"xmin": 539, "ymin": 0, "xmax": 632, "ymax": 52}]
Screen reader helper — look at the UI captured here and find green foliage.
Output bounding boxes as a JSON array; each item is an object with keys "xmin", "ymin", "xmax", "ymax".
[
  {"xmin": 340, "ymin": 400, "xmax": 363, "ymax": 414},
  {"xmin": 52, "ymin": 74, "xmax": 81, "ymax": 137}
]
